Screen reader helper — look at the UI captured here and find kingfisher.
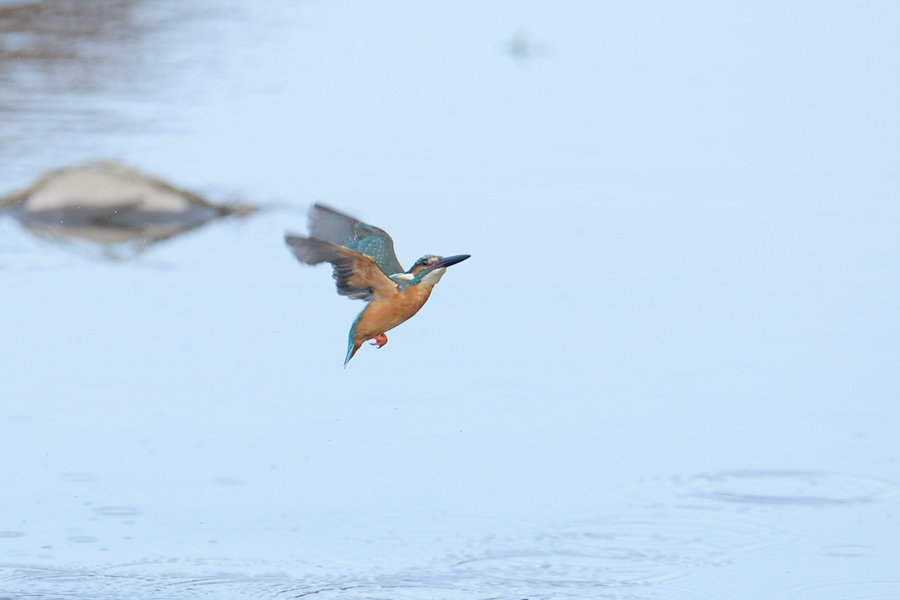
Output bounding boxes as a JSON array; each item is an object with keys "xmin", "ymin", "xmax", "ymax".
[{"xmin": 285, "ymin": 203, "xmax": 470, "ymax": 367}]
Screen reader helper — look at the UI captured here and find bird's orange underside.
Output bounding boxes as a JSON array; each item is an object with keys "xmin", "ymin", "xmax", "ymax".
[{"xmin": 353, "ymin": 283, "xmax": 434, "ymax": 345}]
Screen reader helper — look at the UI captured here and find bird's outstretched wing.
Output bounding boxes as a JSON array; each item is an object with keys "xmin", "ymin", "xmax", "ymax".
[
  {"xmin": 285, "ymin": 235, "xmax": 399, "ymax": 302},
  {"xmin": 307, "ymin": 203, "xmax": 405, "ymax": 275}
]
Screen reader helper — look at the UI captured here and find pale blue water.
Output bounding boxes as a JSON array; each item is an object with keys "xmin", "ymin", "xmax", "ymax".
[{"xmin": 1, "ymin": 2, "xmax": 899, "ymax": 599}]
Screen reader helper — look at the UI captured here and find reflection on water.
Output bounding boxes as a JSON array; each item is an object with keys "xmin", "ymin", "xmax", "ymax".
[
  {"xmin": 0, "ymin": 0, "xmax": 275, "ymax": 186},
  {"xmin": 0, "ymin": 162, "xmax": 255, "ymax": 259},
  {"xmin": 0, "ymin": 0, "xmax": 143, "ymax": 99},
  {"xmin": 0, "ymin": 0, "xmax": 244, "ymax": 100},
  {"xmin": 1, "ymin": 0, "xmax": 158, "ymax": 162}
]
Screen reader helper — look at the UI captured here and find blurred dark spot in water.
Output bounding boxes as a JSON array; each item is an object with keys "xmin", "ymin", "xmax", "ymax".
[
  {"xmin": 61, "ymin": 472, "xmax": 97, "ymax": 483},
  {"xmin": 67, "ymin": 535, "xmax": 98, "ymax": 543},
  {"xmin": 504, "ymin": 29, "xmax": 550, "ymax": 64},
  {"xmin": 0, "ymin": 531, "xmax": 25, "ymax": 538},
  {"xmin": 213, "ymin": 476, "xmax": 243, "ymax": 486},
  {"xmin": 818, "ymin": 543, "xmax": 878, "ymax": 558}
]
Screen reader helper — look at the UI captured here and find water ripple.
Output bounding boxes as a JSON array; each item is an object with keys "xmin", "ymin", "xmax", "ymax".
[
  {"xmin": 0, "ymin": 552, "xmax": 734, "ymax": 600},
  {"xmin": 451, "ymin": 509, "xmax": 793, "ymax": 588},
  {"xmin": 787, "ymin": 580, "xmax": 900, "ymax": 600},
  {"xmin": 94, "ymin": 506, "xmax": 143, "ymax": 517},
  {"xmin": 679, "ymin": 470, "xmax": 900, "ymax": 505},
  {"xmin": 609, "ymin": 470, "xmax": 900, "ymax": 508}
]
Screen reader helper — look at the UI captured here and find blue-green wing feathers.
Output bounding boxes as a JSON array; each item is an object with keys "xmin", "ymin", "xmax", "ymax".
[{"xmin": 308, "ymin": 203, "xmax": 405, "ymax": 275}]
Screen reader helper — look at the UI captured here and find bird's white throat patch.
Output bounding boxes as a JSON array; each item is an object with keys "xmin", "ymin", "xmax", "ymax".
[{"xmin": 420, "ymin": 267, "xmax": 446, "ymax": 285}]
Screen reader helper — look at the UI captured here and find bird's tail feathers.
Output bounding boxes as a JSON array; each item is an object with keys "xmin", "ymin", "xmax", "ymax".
[{"xmin": 344, "ymin": 337, "xmax": 362, "ymax": 368}]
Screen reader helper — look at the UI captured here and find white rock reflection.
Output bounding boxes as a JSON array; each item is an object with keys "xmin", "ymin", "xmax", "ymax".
[{"xmin": 0, "ymin": 162, "xmax": 255, "ymax": 259}]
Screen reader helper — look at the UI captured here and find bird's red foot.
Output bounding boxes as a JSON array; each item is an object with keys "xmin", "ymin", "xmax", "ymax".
[{"xmin": 369, "ymin": 333, "xmax": 388, "ymax": 348}]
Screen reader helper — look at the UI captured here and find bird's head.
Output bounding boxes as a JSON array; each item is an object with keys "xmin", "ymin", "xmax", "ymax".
[{"xmin": 403, "ymin": 254, "xmax": 470, "ymax": 286}]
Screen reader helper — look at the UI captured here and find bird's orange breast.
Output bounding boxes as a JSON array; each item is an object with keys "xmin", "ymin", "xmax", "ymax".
[{"xmin": 352, "ymin": 284, "xmax": 434, "ymax": 342}]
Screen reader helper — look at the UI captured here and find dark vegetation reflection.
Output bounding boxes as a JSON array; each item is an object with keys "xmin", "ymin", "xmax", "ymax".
[
  {"xmin": 0, "ymin": 0, "xmax": 248, "ymax": 178},
  {"xmin": 1, "ymin": 0, "xmax": 154, "ymax": 147}
]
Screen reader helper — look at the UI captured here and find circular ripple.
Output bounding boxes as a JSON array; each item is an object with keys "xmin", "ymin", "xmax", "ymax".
[
  {"xmin": 273, "ymin": 574, "xmax": 684, "ymax": 600},
  {"xmin": 0, "ymin": 559, "xmax": 721, "ymax": 600},
  {"xmin": 680, "ymin": 471, "xmax": 899, "ymax": 505},
  {"xmin": 94, "ymin": 506, "xmax": 143, "ymax": 517},
  {"xmin": 787, "ymin": 580, "xmax": 900, "ymax": 600},
  {"xmin": 277, "ymin": 583, "xmax": 495, "ymax": 600},
  {"xmin": 452, "ymin": 509, "xmax": 793, "ymax": 586}
]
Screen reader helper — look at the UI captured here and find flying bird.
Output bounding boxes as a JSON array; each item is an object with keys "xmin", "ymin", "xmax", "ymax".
[{"xmin": 285, "ymin": 203, "xmax": 470, "ymax": 366}]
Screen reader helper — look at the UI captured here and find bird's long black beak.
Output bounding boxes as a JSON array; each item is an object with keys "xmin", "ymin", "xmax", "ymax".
[{"xmin": 435, "ymin": 254, "xmax": 470, "ymax": 269}]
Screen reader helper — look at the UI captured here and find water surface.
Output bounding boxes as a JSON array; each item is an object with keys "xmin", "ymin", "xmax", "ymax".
[{"xmin": 1, "ymin": 1, "xmax": 899, "ymax": 598}]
